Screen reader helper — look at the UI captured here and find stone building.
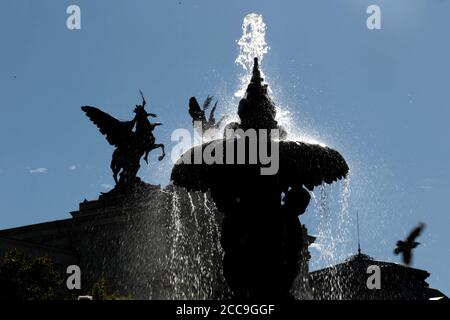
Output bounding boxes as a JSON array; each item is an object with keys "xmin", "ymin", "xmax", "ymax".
[
  {"xmin": 310, "ymin": 251, "xmax": 448, "ymax": 300},
  {"xmin": 0, "ymin": 186, "xmax": 446, "ymax": 300},
  {"xmin": 0, "ymin": 185, "xmax": 258, "ymax": 299},
  {"xmin": 0, "ymin": 185, "xmax": 209, "ymax": 299}
]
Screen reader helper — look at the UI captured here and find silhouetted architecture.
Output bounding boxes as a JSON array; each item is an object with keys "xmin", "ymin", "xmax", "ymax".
[
  {"xmin": 0, "ymin": 186, "xmax": 227, "ymax": 299},
  {"xmin": 81, "ymin": 91, "xmax": 165, "ymax": 199},
  {"xmin": 310, "ymin": 252, "xmax": 448, "ymax": 300},
  {"xmin": 1, "ymin": 212, "xmax": 447, "ymax": 300},
  {"xmin": 2, "ymin": 61, "xmax": 445, "ymax": 301},
  {"xmin": 171, "ymin": 58, "xmax": 349, "ymax": 299}
]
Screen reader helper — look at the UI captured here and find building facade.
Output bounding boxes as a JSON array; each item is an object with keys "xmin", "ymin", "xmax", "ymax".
[
  {"xmin": 0, "ymin": 186, "xmax": 446, "ymax": 300},
  {"xmin": 310, "ymin": 252, "xmax": 448, "ymax": 300}
]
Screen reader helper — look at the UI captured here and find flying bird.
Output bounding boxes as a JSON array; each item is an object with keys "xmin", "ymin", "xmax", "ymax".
[{"xmin": 394, "ymin": 222, "xmax": 425, "ymax": 266}]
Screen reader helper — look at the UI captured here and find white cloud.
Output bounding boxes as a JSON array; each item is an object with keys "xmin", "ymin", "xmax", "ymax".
[
  {"xmin": 69, "ymin": 165, "xmax": 77, "ymax": 171},
  {"xmin": 101, "ymin": 184, "xmax": 113, "ymax": 190},
  {"xmin": 29, "ymin": 167, "xmax": 48, "ymax": 174}
]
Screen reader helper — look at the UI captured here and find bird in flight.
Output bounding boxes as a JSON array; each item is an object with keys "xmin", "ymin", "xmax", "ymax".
[{"xmin": 394, "ymin": 222, "xmax": 426, "ymax": 266}]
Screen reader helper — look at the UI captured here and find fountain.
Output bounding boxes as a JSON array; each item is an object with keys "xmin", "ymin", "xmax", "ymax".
[
  {"xmin": 171, "ymin": 57, "xmax": 349, "ymax": 299},
  {"xmin": 76, "ymin": 13, "xmax": 349, "ymax": 300}
]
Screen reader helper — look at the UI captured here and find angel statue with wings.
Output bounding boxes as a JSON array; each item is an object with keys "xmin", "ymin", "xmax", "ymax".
[{"xmin": 82, "ymin": 91, "xmax": 165, "ymax": 188}]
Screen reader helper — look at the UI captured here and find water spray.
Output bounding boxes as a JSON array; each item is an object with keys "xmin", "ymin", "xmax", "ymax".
[{"xmin": 234, "ymin": 13, "xmax": 270, "ymax": 98}]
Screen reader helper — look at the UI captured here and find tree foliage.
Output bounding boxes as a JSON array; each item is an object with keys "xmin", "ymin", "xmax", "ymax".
[
  {"xmin": 0, "ymin": 250, "xmax": 62, "ymax": 300},
  {"xmin": 0, "ymin": 250, "xmax": 128, "ymax": 300},
  {"xmin": 88, "ymin": 278, "xmax": 127, "ymax": 300}
]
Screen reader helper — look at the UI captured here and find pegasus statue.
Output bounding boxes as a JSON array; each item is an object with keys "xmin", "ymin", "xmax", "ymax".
[{"xmin": 82, "ymin": 91, "xmax": 165, "ymax": 186}]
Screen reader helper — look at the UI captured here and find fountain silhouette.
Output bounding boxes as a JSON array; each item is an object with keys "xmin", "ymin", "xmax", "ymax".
[{"xmin": 171, "ymin": 58, "xmax": 349, "ymax": 299}]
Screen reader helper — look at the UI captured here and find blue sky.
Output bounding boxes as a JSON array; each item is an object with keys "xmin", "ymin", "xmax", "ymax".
[{"xmin": 1, "ymin": 1, "xmax": 449, "ymax": 295}]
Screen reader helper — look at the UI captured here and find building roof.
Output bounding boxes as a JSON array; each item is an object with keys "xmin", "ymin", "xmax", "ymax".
[{"xmin": 310, "ymin": 251, "xmax": 430, "ymax": 279}]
